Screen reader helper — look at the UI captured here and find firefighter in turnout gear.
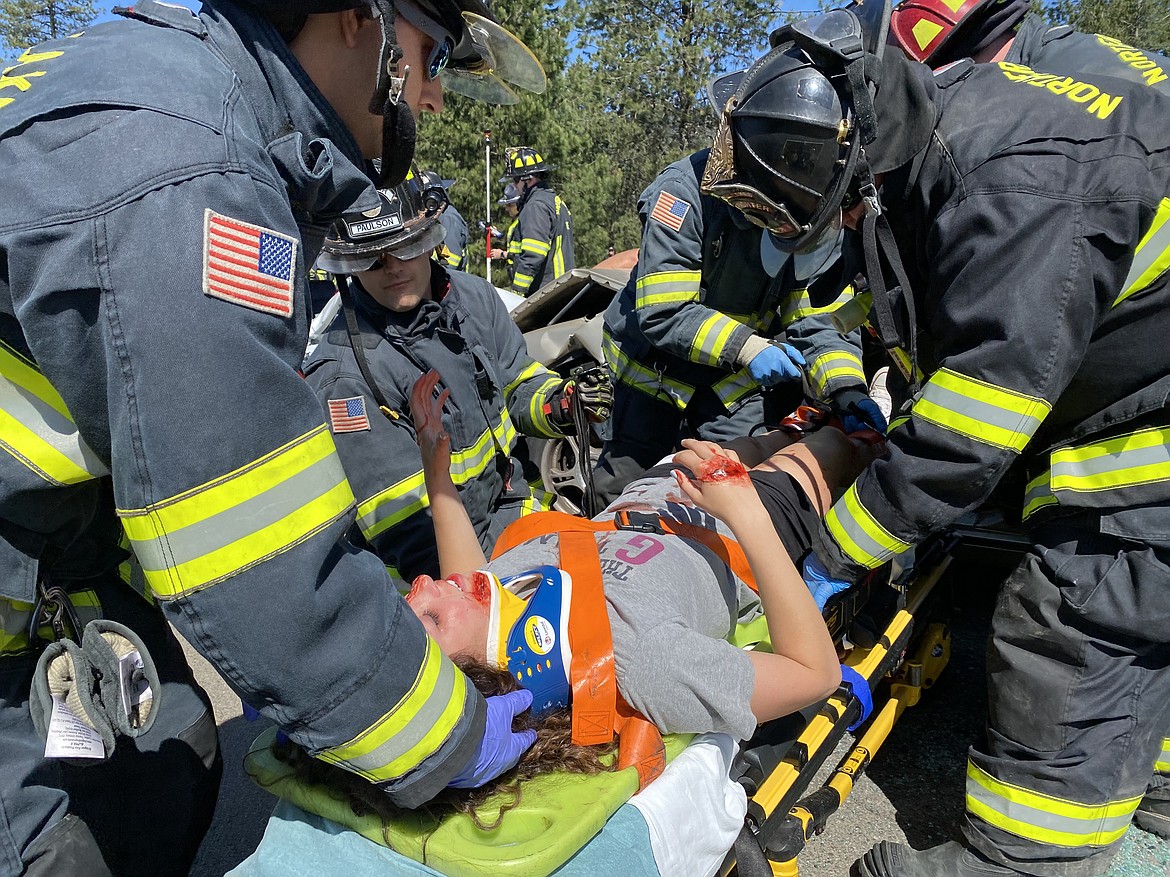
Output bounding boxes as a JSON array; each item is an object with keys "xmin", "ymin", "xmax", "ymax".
[
  {"xmin": 488, "ymin": 183, "xmax": 523, "ymax": 284},
  {"xmin": 706, "ymin": 3, "xmax": 1170, "ymax": 874},
  {"xmin": 305, "ymin": 169, "xmax": 611, "ymax": 583},
  {"xmin": 595, "ymin": 142, "xmax": 878, "ymax": 505},
  {"xmin": 891, "ymin": 0, "xmax": 1170, "ymax": 841},
  {"xmin": 891, "ymin": 0, "xmax": 1170, "ymax": 101},
  {"xmin": 707, "ymin": 1, "xmax": 1170, "ymax": 874},
  {"xmin": 0, "ymin": 0, "xmax": 546, "ymax": 872},
  {"xmin": 503, "ymin": 147, "xmax": 575, "ymax": 295}
]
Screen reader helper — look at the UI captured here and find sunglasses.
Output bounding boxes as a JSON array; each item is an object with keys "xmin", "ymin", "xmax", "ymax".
[{"xmin": 426, "ymin": 35, "xmax": 454, "ymax": 81}]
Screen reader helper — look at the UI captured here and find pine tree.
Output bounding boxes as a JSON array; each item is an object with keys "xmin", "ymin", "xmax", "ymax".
[
  {"xmin": 1047, "ymin": 0, "xmax": 1170, "ymax": 52},
  {"xmin": 0, "ymin": 0, "xmax": 98, "ymax": 60}
]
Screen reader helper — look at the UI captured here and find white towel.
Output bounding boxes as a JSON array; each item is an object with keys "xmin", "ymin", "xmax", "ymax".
[{"xmin": 629, "ymin": 733, "xmax": 747, "ymax": 877}]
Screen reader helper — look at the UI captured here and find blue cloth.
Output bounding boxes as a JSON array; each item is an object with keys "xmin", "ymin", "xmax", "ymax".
[
  {"xmin": 228, "ymin": 800, "xmax": 662, "ymax": 877},
  {"xmin": 838, "ymin": 664, "xmax": 874, "ymax": 732}
]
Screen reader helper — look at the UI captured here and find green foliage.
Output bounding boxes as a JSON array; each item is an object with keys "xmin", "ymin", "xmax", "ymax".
[
  {"xmin": 1046, "ymin": 0, "xmax": 1170, "ymax": 52},
  {"xmin": 417, "ymin": 0, "xmax": 786, "ymax": 276},
  {"xmin": 0, "ymin": 0, "xmax": 98, "ymax": 60}
]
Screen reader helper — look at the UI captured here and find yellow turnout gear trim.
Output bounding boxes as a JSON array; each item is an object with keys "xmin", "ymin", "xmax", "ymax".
[
  {"xmin": 119, "ymin": 426, "xmax": 354, "ymax": 599},
  {"xmin": 825, "ymin": 483, "xmax": 912, "ymax": 569},
  {"xmin": 780, "ymin": 284, "xmax": 854, "ymax": 324},
  {"xmin": 912, "ymin": 368, "xmax": 1050, "ymax": 453},
  {"xmin": 808, "ymin": 350, "xmax": 865, "ymax": 396},
  {"xmin": 529, "ymin": 375, "xmax": 565, "ymax": 437},
  {"xmin": 966, "ymin": 760, "xmax": 1141, "ymax": 848},
  {"xmin": 503, "ymin": 361, "xmax": 551, "ymax": 399},
  {"xmin": 634, "ymin": 270, "xmax": 702, "ymax": 309},
  {"xmin": 690, "ymin": 313, "xmax": 742, "ymax": 366},
  {"xmin": 520, "ymin": 238, "xmax": 550, "ymax": 256},
  {"xmin": 1155, "ymin": 737, "xmax": 1170, "ymax": 774},
  {"xmin": 1115, "ymin": 198, "xmax": 1170, "ymax": 306},
  {"xmin": 1, "ymin": 589, "xmax": 102, "ymax": 656},
  {"xmin": 1022, "ymin": 425, "xmax": 1170, "ymax": 519},
  {"xmin": 602, "ymin": 333, "xmax": 693, "ymax": 409},
  {"xmin": 317, "ymin": 636, "xmax": 467, "ymax": 782},
  {"xmin": 1, "ymin": 340, "xmax": 108, "ymax": 485}
]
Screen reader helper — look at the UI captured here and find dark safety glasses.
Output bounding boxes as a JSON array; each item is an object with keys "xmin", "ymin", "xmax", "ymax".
[{"xmin": 426, "ymin": 34, "xmax": 454, "ymax": 81}]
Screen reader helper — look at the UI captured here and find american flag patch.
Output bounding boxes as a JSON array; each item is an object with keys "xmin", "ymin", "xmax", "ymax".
[
  {"xmin": 202, "ymin": 210, "xmax": 297, "ymax": 318},
  {"xmin": 328, "ymin": 397, "xmax": 371, "ymax": 433},
  {"xmin": 649, "ymin": 191, "xmax": 691, "ymax": 232}
]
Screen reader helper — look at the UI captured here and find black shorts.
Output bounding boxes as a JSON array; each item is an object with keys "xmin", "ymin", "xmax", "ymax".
[{"xmin": 639, "ymin": 462, "xmax": 819, "ymax": 561}]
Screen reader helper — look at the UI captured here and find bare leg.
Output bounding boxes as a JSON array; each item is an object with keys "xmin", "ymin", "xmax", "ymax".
[
  {"xmin": 714, "ymin": 430, "xmax": 800, "ymax": 468},
  {"xmin": 750, "ymin": 430, "xmax": 876, "ymax": 516}
]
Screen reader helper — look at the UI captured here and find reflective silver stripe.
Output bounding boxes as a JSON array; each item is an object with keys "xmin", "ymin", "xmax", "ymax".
[
  {"xmin": 713, "ymin": 369, "xmax": 757, "ymax": 409},
  {"xmin": 602, "ymin": 333, "xmax": 694, "ymax": 409},
  {"xmin": 357, "ymin": 471, "xmax": 427, "ymax": 540},
  {"xmin": 1155, "ymin": 737, "xmax": 1170, "ymax": 773},
  {"xmin": 912, "ymin": 369, "xmax": 1049, "ymax": 452},
  {"xmin": 1049, "ymin": 428, "xmax": 1170, "ymax": 491},
  {"xmin": 0, "ymin": 345, "xmax": 108, "ymax": 484},
  {"xmin": 690, "ymin": 313, "xmax": 741, "ymax": 365},
  {"xmin": 966, "ymin": 761, "xmax": 1139, "ymax": 847},
  {"xmin": 333, "ymin": 648, "xmax": 460, "ymax": 776},
  {"xmin": 1115, "ymin": 197, "xmax": 1170, "ymax": 306},
  {"xmin": 129, "ymin": 449, "xmax": 348, "ymax": 574}
]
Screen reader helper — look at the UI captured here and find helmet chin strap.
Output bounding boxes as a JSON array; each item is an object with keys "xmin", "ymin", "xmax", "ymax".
[{"xmin": 368, "ymin": 0, "xmax": 416, "ymax": 188}]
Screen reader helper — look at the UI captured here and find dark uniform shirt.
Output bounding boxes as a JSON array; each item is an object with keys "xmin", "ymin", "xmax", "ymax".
[
  {"xmin": 0, "ymin": 0, "xmax": 481, "ymax": 806},
  {"xmin": 304, "ymin": 264, "xmax": 565, "ymax": 582},
  {"xmin": 813, "ymin": 58, "xmax": 1170, "ymax": 579},
  {"xmin": 437, "ymin": 206, "xmax": 469, "ymax": 271}
]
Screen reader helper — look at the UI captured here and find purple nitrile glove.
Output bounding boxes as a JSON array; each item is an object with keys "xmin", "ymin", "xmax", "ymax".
[
  {"xmin": 802, "ymin": 553, "xmax": 854, "ymax": 612},
  {"xmin": 747, "ymin": 342, "xmax": 806, "ymax": 388},
  {"xmin": 448, "ymin": 688, "xmax": 538, "ymax": 789}
]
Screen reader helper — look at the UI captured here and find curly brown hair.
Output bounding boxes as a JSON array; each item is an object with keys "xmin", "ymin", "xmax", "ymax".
[{"xmin": 273, "ymin": 657, "xmax": 617, "ymax": 834}]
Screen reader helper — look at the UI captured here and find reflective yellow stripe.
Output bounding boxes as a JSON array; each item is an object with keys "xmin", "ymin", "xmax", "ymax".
[
  {"xmin": 712, "ymin": 369, "xmax": 758, "ymax": 409},
  {"xmin": 1021, "ymin": 469, "xmax": 1059, "ymax": 521},
  {"xmin": 119, "ymin": 426, "xmax": 354, "ymax": 599},
  {"xmin": 1115, "ymin": 198, "xmax": 1170, "ymax": 306},
  {"xmin": 521, "ymin": 487, "xmax": 556, "ymax": 515},
  {"xmin": 503, "ymin": 361, "xmax": 550, "ymax": 399},
  {"xmin": 603, "ymin": 333, "xmax": 693, "ymax": 409},
  {"xmin": 358, "ymin": 411, "xmax": 520, "ymax": 541},
  {"xmin": 825, "ymin": 483, "xmax": 912, "ymax": 569},
  {"xmin": 318, "ymin": 637, "xmax": 467, "ymax": 781},
  {"xmin": 529, "ymin": 376, "xmax": 565, "ymax": 437},
  {"xmin": 1, "ymin": 590, "xmax": 102, "ymax": 656},
  {"xmin": 809, "ymin": 351, "xmax": 865, "ymax": 395},
  {"xmin": 1155, "ymin": 737, "xmax": 1170, "ymax": 774},
  {"xmin": 520, "ymin": 238, "xmax": 550, "ymax": 256},
  {"xmin": 1, "ymin": 341, "xmax": 108, "ymax": 485},
  {"xmin": 1151, "ymin": 734, "xmax": 1170, "ymax": 776},
  {"xmin": 1051, "ymin": 425, "xmax": 1170, "ymax": 492},
  {"xmin": 966, "ymin": 760, "xmax": 1140, "ymax": 848},
  {"xmin": 634, "ymin": 271, "xmax": 702, "ymax": 309},
  {"xmin": 912, "ymin": 368, "xmax": 1050, "ymax": 453},
  {"xmin": 690, "ymin": 313, "xmax": 741, "ymax": 365},
  {"xmin": 888, "ymin": 415, "xmax": 910, "ymax": 433},
  {"xmin": 513, "ymin": 272, "xmax": 534, "ymax": 292},
  {"xmin": 780, "ymin": 283, "xmax": 854, "ymax": 324}
]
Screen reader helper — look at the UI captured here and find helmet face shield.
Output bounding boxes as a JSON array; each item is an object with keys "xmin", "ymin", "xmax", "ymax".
[{"xmin": 441, "ymin": 13, "xmax": 547, "ymax": 105}]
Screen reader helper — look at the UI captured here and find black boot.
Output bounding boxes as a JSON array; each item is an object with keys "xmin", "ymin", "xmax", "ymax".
[
  {"xmin": 852, "ymin": 841, "xmax": 1022, "ymax": 877},
  {"xmin": 1134, "ymin": 794, "xmax": 1170, "ymax": 838}
]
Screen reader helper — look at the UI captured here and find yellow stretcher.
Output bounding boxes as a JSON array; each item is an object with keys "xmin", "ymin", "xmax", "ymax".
[{"xmin": 244, "ymin": 526, "xmax": 1027, "ymax": 877}]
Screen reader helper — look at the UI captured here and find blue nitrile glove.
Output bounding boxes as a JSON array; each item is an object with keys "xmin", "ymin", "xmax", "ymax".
[
  {"xmin": 448, "ymin": 689, "xmax": 538, "ymax": 789},
  {"xmin": 802, "ymin": 553, "xmax": 854, "ymax": 611},
  {"xmin": 833, "ymin": 389, "xmax": 889, "ymax": 435},
  {"xmin": 747, "ymin": 342, "xmax": 806, "ymax": 388}
]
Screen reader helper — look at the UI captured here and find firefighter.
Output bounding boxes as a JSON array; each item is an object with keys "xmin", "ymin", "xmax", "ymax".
[
  {"xmin": 436, "ymin": 182, "xmax": 469, "ymax": 271},
  {"xmin": 703, "ymin": 1, "xmax": 1170, "ymax": 874},
  {"xmin": 503, "ymin": 147, "xmax": 575, "ymax": 296},
  {"xmin": 0, "ymin": 1, "xmax": 546, "ymax": 872},
  {"xmin": 595, "ymin": 139, "xmax": 881, "ymax": 505},
  {"xmin": 890, "ymin": 0, "xmax": 1170, "ymax": 840},
  {"xmin": 891, "ymin": 0, "xmax": 1170, "ymax": 104},
  {"xmin": 305, "ymin": 167, "xmax": 612, "ymax": 583},
  {"xmin": 488, "ymin": 183, "xmax": 525, "ymax": 285}
]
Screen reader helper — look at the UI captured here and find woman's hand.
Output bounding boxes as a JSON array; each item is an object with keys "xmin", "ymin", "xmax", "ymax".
[
  {"xmin": 409, "ymin": 369, "xmax": 452, "ymax": 474},
  {"xmin": 671, "ymin": 439, "xmax": 765, "ymax": 527}
]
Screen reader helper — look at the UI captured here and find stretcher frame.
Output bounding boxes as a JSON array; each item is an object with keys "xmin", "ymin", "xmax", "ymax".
[{"xmin": 723, "ymin": 526, "xmax": 1029, "ymax": 876}]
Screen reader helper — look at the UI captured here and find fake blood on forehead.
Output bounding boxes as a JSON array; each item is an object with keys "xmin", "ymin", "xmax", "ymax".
[{"xmin": 695, "ymin": 456, "xmax": 750, "ymax": 485}]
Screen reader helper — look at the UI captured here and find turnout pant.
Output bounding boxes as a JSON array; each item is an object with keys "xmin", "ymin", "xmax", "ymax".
[
  {"xmin": 964, "ymin": 506, "xmax": 1170, "ymax": 876},
  {"xmin": 0, "ymin": 576, "xmax": 221, "ymax": 877}
]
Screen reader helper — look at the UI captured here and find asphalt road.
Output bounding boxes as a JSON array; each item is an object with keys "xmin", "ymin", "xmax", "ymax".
[{"xmin": 184, "ymin": 557, "xmax": 1169, "ymax": 876}]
